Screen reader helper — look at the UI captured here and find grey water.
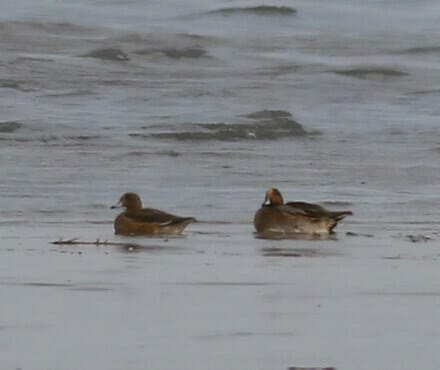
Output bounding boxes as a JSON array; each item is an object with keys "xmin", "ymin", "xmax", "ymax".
[{"xmin": 1, "ymin": 1, "xmax": 440, "ymax": 369}]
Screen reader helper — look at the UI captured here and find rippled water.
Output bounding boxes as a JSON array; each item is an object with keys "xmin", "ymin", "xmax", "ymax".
[{"xmin": 1, "ymin": 1, "xmax": 440, "ymax": 369}]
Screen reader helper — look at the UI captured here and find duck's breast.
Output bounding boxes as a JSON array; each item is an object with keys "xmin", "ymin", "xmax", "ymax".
[
  {"xmin": 254, "ymin": 207, "xmax": 298, "ymax": 233},
  {"xmin": 114, "ymin": 213, "xmax": 159, "ymax": 235}
]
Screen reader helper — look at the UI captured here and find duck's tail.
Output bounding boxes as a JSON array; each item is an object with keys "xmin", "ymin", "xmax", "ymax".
[
  {"xmin": 331, "ymin": 210, "xmax": 353, "ymax": 221},
  {"xmin": 172, "ymin": 217, "xmax": 197, "ymax": 226},
  {"xmin": 183, "ymin": 217, "xmax": 197, "ymax": 224}
]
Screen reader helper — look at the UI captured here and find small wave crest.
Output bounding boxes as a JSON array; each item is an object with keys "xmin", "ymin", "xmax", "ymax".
[
  {"xmin": 0, "ymin": 79, "xmax": 22, "ymax": 90},
  {"xmin": 80, "ymin": 48, "xmax": 129, "ymax": 62},
  {"xmin": 208, "ymin": 5, "xmax": 297, "ymax": 16},
  {"xmin": 244, "ymin": 110, "xmax": 292, "ymax": 120},
  {"xmin": 42, "ymin": 89, "xmax": 95, "ymax": 98},
  {"xmin": 0, "ymin": 121, "xmax": 22, "ymax": 133},
  {"xmin": 0, "ymin": 20, "xmax": 94, "ymax": 35},
  {"xmin": 397, "ymin": 46, "xmax": 440, "ymax": 55},
  {"xmin": 125, "ymin": 150, "xmax": 181, "ymax": 157},
  {"xmin": 131, "ymin": 110, "xmax": 308, "ymax": 141},
  {"xmin": 134, "ymin": 46, "xmax": 207, "ymax": 59},
  {"xmin": 330, "ymin": 67, "xmax": 408, "ymax": 80},
  {"xmin": 0, "ymin": 133, "xmax": 103, "ymax": 145}
]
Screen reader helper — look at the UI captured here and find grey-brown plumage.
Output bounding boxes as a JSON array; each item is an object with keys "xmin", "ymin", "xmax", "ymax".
[
  {"xmin": 112, "ymin": 192, "xmax": 196, "ymax": 236},
  {"xmin": 254, "ymin": 188, "xmax": 352, "ymax": 235}
]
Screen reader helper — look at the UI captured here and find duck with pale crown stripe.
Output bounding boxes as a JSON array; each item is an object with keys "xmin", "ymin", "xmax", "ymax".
[{"xmin": 254, "ymin": 188, "xmax": 352, "ymax": 236}]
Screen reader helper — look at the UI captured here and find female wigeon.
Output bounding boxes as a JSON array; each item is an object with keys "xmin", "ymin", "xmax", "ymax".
[
  {"xmin": 254, "ymin": 188, "xmax": 352, "ymax": 235},
  {"xmin": 112, "ymin": 192, "xmax": 196, "ymax": 236}
]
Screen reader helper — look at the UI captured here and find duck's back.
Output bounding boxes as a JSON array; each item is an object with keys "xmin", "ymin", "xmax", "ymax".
[
  {"xmin": 254, "ymin": 203, "xmax": 350, "ymax": 235},
  {"xmin": 124, "ymin": 208, "xmax": 185, "ymax": 225},
  {"xmin": 114, "ymin": 208, "xmax": 196, "ymax": 236}
]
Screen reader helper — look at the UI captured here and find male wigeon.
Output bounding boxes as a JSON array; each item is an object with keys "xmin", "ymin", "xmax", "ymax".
[
  {"xmin": 254, "ymin": 188, "xmax": 352, "ymax": 235},
  {"xmin": 112, "ymin": 192, "xmax": 196, "ymax": 236}
]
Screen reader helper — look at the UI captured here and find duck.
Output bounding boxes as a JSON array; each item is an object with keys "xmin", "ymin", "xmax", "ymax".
[
  {"xmin": 111, "ymin": 192, "xmax": 196, "ymax": 236},
  {"xmin": 254, "ymin": 188, "xmax": 352, "ymax": 235}
]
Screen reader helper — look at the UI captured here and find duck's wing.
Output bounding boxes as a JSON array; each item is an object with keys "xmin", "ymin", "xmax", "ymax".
[
  {"xmin": 283, "ymin": 201, "xmax": 328, "ymax": 217},
  {"xmin": 283, "ymin": 202, "xmax": 352, "ymax": 220},
  {"xmin": 124, "ymin": 208, "xmax": 187, "ymax": 225}
]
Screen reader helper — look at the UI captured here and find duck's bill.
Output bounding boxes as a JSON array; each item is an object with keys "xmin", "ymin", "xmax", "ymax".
[{"xmin": 110, "ymin": 201, "xmax": 122, "ymax": 209}]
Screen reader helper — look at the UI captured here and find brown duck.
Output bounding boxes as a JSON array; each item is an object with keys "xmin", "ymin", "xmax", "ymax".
[
  {"xmin": 112, "ymin": 192, "xmax": 196, "ymax": 236},
  {"xmin": 254, "ymin": 188, "xmax": 352, "ymax": 235}
]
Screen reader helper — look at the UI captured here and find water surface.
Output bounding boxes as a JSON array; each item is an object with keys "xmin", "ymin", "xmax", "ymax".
[{"xmin": 1, "ymin": 1, "xmax": 440, "ymax": 369}]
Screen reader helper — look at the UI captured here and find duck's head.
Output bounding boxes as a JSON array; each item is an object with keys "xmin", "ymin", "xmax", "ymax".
[
  {"xmin": 263, "ymin": 188, "xmax": 284, "ymax": 207},
  {"xmin": 111, "ymin": 192, "xmax": 142, "ymax": 211}
]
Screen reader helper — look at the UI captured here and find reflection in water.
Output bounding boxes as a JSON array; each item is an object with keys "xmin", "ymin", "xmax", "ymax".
[
  {"xmin": 0, "ymin": 281, "xmax": 114, "ymax": 292},
  {"xmin": 261, "ymin": 247, "xmax": 341, "ymax": 258},
  {"xmin": 51, "ymin": 237, "xmax": 182, "ymax": 253},
  {"xmin": 288, "ymin": 367, "xmax": 336, "ymax": 370},
  {"xmin": 254, "ymin": 231, "xmax": 337, "ymax": 241}
]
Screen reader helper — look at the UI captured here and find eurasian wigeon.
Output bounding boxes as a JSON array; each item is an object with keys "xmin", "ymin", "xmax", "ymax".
[
  {"xmin": 112, "ymin": 192, "xmax": 196, "ymax": 236},
  {"xmin": 254, "ymin": 188, "xmax": 352, "ymax": 235}
]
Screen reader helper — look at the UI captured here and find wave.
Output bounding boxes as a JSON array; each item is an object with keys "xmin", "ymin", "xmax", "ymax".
[
  {"xmin": 0, "ymin": 79, "xmax": 24, "ymax": 91},
  {"xmin": 208, "ymin": 5, "xmax": 297, "ymax": 16},
  {"xmin": 244, "ymin": 110, "xmax": 292, "ymax": 120},
  {"xmin": 257, "ymin": 64, "xmax": 301, "ymax": 76},
  {"xmin": 0, "ymin": 121, "xmax": 21, "ymax": 133},
  {"xmin": 330, "ymin": 67, "xmax": 408, "ymax": 80},
  {"xmin": 44, "ymin": 135, "xmax": 105, "ymax": 147},
  {"xmin": 125, "ymin": 150, "xmax": 181, "ymax": 157},
  {"xmin": 397, "ymin": 46, "xmax": 440, "ymax": 55},
  {"xmin": 134, "ymin": 46, "xmax": 208, "ymax": 59},
  {"xmin": 0, "ymin": 20, "xmax": 94, "ymax": 35},
  {"xmin": 114, "ymin": 32, "xmax": 216, "ymax": 46},
  {"xmin": 80, "ymin": 48, "xmax": 129, "ymax": 62},
  {"xmin": 0, "ymin": 133, "xmax": 103, "ymax": 145},
  {"xmin": 406, "ymin": 88, "xmax": 440, "ymax": 96},
  {"xmin": 131, "ymin": 110, "xmax": 308, "ymax": 141},
  {"xmin": 42, "ymin": 89, "xmax": 95, "ymax": 98},
  {"xmin": 82, "ymin": 45, "xmax": 208, "ymax": 63}
]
